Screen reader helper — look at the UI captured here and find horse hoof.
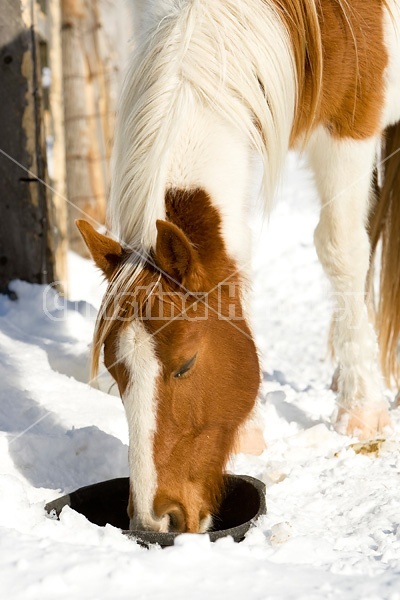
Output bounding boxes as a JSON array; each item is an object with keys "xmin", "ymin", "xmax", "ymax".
[{"xmin": 335, "ymin": 406, "xmax": 392, "ymax": 439}]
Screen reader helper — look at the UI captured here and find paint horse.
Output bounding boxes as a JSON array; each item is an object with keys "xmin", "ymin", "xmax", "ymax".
[{"xmin": 77, "ymin": 0, "xmax": 400, "ymax": 534}]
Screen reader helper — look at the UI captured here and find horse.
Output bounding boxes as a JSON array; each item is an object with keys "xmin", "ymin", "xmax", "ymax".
[{"xmin": 76, "ymin": 0, "xmax": 400, "ymax": 534}]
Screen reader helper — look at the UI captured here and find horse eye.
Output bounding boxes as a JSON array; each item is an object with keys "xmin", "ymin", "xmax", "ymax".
[{"xmin": 173, "ymin": 354, "xmax": 197, "ymax": 379}]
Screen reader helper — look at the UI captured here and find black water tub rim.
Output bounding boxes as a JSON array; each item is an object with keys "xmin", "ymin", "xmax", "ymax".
[{"xmin": 45, "ymin": 473, "xmax": 266, "ymax": 548}]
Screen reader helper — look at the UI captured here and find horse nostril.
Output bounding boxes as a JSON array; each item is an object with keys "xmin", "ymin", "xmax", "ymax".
[
  {"xmin": 156, "ymin": 501, "xmax": 186, "ymax": 533},
  {"xmin": 167, "ymin": 510, "xmax": 185, "ymax": 533}
]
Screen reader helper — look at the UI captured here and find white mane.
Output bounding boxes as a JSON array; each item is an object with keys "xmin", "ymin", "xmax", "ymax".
[{"xmin": 108, "ymin": 0, "xmax": 297, "ymax": 251}]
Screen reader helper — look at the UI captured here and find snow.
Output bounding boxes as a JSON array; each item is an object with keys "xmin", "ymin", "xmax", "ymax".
[{"xmin": 1, "ymin": 155, "xmax": 400, "ymax": 599}]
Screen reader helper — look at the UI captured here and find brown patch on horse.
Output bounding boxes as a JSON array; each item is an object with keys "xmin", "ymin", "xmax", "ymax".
[
  {"xmin": 277, "ymin": 0, "xmax": 388, "ymax": 142},
  {"xmin": 164, "ymin": 189, "xmax": 238, "ymax": 285}
]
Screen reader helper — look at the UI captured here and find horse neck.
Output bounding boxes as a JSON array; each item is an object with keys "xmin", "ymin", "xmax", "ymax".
[{"xmin": 166, "ymin": 102, "xmax": 254, "ymax": 272}]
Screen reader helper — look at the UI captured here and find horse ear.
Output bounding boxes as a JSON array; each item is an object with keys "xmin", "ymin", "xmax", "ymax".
[
  {"xmin": 155, "ymin": 220, "xmax": 202, "ymax": 288},
  {"xmin": 76, "ymin": 220, "xmax": 124, "ymax": 279}
]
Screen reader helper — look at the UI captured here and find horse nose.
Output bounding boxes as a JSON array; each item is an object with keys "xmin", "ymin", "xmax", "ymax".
[
  {"xmin": 128, "ymin": 501, "xmax": 187, "ymax": 533},
  {"xmin": 154, "ymin": 496, "xmax": 211, "ymax": 533}
]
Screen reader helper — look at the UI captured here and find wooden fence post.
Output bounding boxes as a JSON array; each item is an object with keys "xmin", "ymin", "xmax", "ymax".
[
  {"xmin": 0, "ymin": 0, "xmax": 67, "ymax": 293},
  {"xmin": 47, "ymin": 0, "xmax": 68, "ymax": 287},
  {"xmin": 61, "ymin": 0, "xmax": 132, "ymax": 255},
  {"xmin": 61, "ymin": 0, "xmax": 106, "ymax": 255}
]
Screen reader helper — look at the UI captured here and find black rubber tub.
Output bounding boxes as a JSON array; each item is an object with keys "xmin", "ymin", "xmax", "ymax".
[{"xmin": 45, "ymin": 474, "xmax": 266, "ymax": 547}]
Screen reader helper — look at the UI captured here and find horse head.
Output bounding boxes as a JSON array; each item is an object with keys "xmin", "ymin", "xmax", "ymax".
[{"xmin": 77, "ymin": 189, "xmax": 260, "ymax": 533}]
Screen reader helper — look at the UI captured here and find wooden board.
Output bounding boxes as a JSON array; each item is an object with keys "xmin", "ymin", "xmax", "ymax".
[{"xmin": 0, "ymin": 0, "xmax": 65, "ymax": 292}]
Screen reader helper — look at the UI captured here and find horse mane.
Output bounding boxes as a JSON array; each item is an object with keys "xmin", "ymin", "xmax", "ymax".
[
  {"xmin": 91, "ymin": 259, "xmax": 153, "ymax": 379},
  {"xmin": 108, "ymin": 0, "xmax": 310, "ymax": 249}
]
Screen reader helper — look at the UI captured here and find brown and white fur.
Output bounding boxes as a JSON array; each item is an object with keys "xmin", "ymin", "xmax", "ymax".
[{"xmin": 77, "ymin": 0, "xmax": 400, "ymax": 534}]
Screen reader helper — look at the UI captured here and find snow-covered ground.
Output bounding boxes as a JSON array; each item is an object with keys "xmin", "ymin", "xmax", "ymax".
[{"xmin": 1, "ymin": 155, "xmax": 400, "ymax": 599}]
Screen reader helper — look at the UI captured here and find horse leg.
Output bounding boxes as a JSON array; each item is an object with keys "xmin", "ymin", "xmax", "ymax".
[{"xmin": 307, "ymin": 127, "xmax": 391, "ymax": 438}]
